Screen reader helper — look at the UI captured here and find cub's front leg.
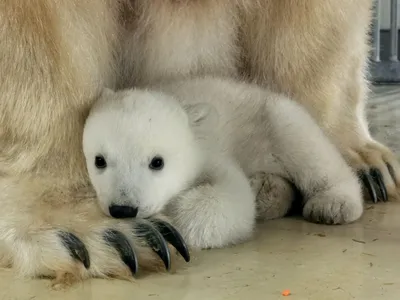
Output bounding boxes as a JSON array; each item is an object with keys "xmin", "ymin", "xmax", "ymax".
[
  {"xmin": 164, "ymin": 156, "xmax": 256, "ymax": 249},
  {"xmin": 0, "ymin": 176, "xmax": 190, "ymax": 288}
]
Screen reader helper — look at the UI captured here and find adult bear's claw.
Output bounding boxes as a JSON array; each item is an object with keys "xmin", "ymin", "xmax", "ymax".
[
  {"xmin": 103, "ymin": 229, "xmax": 139, "ymax": 276},
  {"xmin": 136, "ymin": 220, "xmax": 171, "ymax": 271},
  {"xmin": 59, "ymin": 231, "xmax": 91, "ymax": 269},
  {"xmin": 153, "ymin": 219, "xmax": 191, "ymax": 263}
]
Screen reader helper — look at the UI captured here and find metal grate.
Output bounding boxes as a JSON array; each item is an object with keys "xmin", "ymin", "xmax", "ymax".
[{"xmin": 370, "ymin": 0, "xmax": 400, "ymax": 84}]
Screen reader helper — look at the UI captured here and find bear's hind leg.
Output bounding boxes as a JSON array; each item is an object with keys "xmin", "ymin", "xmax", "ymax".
[
  {"xmin": 249, "ymin": 171, "xmax": 297, "ymax": 221},
  {"xmin": 264, "ymin": 98, "xmax": 364, "ymax": 225}
]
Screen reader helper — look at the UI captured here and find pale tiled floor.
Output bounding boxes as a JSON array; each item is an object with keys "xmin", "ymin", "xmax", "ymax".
[{"xmin": 0, "ymin": 86, "xmax": 399, "ymax": 300}]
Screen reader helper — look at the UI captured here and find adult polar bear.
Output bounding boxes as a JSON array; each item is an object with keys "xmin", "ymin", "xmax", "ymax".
[{"xmin": 0, "ymin": 0, "xmax": 398, "ymax": 284}]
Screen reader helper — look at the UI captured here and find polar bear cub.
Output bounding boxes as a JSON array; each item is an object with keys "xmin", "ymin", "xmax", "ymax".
[{"xmin": 83, "ymin": 76, "xmax": 364, "ymax": 249}]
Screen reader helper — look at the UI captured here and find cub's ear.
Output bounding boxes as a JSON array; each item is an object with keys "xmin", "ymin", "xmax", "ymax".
[
  {"xmin": 90, "ymin": 87, "xmax": 116, "ymax": 113},
  {"xmin": 100, "ymin": 87, "xmax": 115, "ymax": 100},
  {"xmin": 184, "ymin": 102, "xmax": 219, "ymax": 130},
  {"xmin": 95, "ymin": 88, "xmax": 115, "ymax": 106}
]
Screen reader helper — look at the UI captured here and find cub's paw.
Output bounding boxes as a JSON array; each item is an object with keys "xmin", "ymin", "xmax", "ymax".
[
  {"xmin": 302, "ymin": 191, "xmax": 363, "ymax": 225},
  {"xmin": 344, "ymin": 141, "xmax": 400, "ymax": 203},
  {"xmin": 249, "ymin": 171, "xmax": 296, "ymax": 220}
]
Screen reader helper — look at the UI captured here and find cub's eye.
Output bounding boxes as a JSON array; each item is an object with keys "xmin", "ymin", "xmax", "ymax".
[
  {"xmin": 95, "ymin": 155, "xmax": 107, "ymax": 169},
  {"xmin": 149, "ymin": 156, "xmax": 164, "ymax": 171}
]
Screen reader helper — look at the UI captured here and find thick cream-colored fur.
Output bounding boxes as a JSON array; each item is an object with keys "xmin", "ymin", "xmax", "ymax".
[
  {"xmin": 0, "ymin": 0, "xmax": 169, "ymax": 287},
  {"xmin": 1, "ymin": 0, "xmax": 397, "ymax": 285},
  {"xmin": 240, "ymin": 0, "xmax": 400, "ymax": 200},
  {"xmin": 83, "ymin": 77, "xmax": 364, "ymax": 249}
]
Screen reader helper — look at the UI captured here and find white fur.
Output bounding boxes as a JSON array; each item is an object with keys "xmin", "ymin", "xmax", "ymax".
[
  {"xmin": 83, "ymin": 76, "xmax": 364, "ymax": 249},
  {"xmin": 83, "ymin": 89, "xmax": 205, "ymax": 218}
]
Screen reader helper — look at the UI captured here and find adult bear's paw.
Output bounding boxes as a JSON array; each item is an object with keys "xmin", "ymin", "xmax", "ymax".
[
  {"xmin": 0, "ymin": 177, "xmax": 190, "ymax": 289},
  {"xmin": 7, "ymin": 217, "xmax": 190, "ymax": 290}
]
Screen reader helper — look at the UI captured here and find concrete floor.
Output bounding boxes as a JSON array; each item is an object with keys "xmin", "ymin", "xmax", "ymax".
[{"xmin": 0, "ymin": 86, "xmax": 399, "ymax": 300}]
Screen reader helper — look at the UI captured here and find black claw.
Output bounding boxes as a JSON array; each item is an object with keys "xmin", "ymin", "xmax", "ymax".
[
  {"xmin": 358, "ymin": 170, "xmax": 378, "ymax": 203},
  {"xmin": 370, "ymin": 168, "xmax": 388, "ymax": 202},
  {"xmin": 58, "ymin": 231, "xmax": 90, "ymax": 269},
  {"xmin": 136, "ymin": 221, "xmax": 171, "ymax": 271},
  {"xmin": 386, "ymin": 163, "xmax": 397, "ymax": 183},
  {"xmin": 103, "ymin": 229, "xmax": 138, "ymax": 276},
  {"xmin": 153, "ymin": 219, "xmax": 190, "ymax": 263}
]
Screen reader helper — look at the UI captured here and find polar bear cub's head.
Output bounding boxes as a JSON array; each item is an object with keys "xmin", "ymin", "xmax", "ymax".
[{"xmin": 83, "ymin": 88, "xmax": 216, "ymax": 219}]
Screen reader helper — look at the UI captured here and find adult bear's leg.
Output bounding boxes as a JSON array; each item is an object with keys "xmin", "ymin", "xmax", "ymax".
[
  {"xmin": 240, "ymin": 0, "xmax": 400, "ymax": 202},
  {"xmin": 0, "ymin": 0, "xmax": 189, "ymax": 286}
]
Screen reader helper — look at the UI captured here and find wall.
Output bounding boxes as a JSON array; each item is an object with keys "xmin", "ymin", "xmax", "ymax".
[{"xmin": 379, "ymin": 0, "xmax": 400, "ymax": 29}]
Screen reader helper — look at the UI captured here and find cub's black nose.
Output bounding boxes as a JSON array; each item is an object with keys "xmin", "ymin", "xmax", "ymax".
[{"xmin": 109, "ymin": 205, "xmax": 138, "ymax": 218}]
